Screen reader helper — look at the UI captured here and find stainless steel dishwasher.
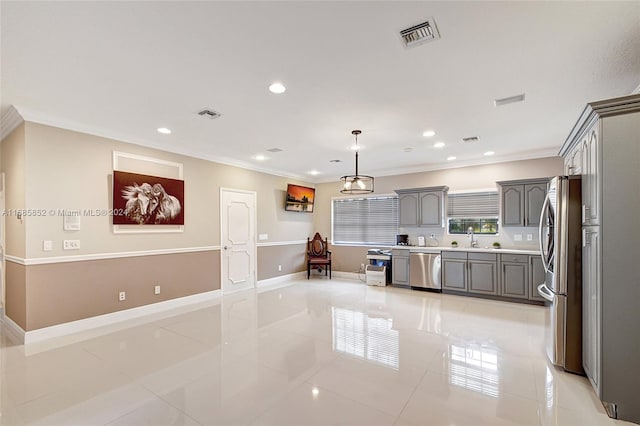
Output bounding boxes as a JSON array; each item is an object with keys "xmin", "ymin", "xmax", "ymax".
[{"xmin": 409, "ymin": 252, "xmax": 441, "ymax": 290}]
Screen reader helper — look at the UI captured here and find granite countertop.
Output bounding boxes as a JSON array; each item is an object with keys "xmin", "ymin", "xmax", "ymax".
[{"xmin": 391, "ymin": 245, "xmax": 540, "ymax": 255}]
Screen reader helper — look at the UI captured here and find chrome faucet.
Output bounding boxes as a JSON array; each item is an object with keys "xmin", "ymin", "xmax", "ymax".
[{"xmin": 467, "ymin": 226, "xmax": 479, "ymax": 248}]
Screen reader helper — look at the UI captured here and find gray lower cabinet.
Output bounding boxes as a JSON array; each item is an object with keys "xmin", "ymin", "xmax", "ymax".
[
  {"xmin": 441, "ymin": 250, "xmax": 543, "ymax": 304},
  {"xmin": 441, "ymin": 251, "xmax": 467, "ymax": 292},
  {"xmin": 529, "ymin": 255, "xmax": 546, "ymax": 302},
  {"xmin": 392, "ymin": 250, "xmax": 410, "ymax": 286},
  {"xmin": 468, "ymin": 253, "xmax": 498, "ymax": 295},
  {"xmin": 500, "ymin": 254, "xmax": 529, "ymax": 299}
]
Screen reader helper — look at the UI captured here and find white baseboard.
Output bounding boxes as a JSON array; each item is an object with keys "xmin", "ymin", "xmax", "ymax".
[
  {"xmin": 257, "ymin": 271, "xmax": 306, "ymax": 290},
  {"xmin": 1, "ymin": 313, "xmax": 26, "ymax": 343},
  {"xmin": 5, "ymin": 290, "xmax": 222, "ymax": 345}
]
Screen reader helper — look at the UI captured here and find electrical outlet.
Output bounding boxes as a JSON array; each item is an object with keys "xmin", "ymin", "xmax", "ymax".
[
  {"xmin": 259, "ymin": 234, "xmax": 268, "ymax": 241},
  {"xmin": 278, "ymin": 265, "xmax": 282, "ymax": 271},
  {"xmin": 527, "ymin": 234, "xmax": 533, "ymax": 241},
  {"xmin": 119, "ymin": 291, "xmax": 126, "ymax": 301},
  {"xmin": 154, "ymin": 285, "xmax": 161, "ymax": 295},
  {"xmin": 63, "ymin": 239, "xmax": 81, "ymax": 250},
  {"xmin": 514, "ymin": 234, "xmax": 523, "ymax": 241},
  {"xmin": 361, "ymin": 263, "xmax": 365, "ymax": 271}
]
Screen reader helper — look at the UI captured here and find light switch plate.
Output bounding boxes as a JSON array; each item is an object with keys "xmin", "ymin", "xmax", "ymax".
[
  {"xmin": 527, "ymin": 234, "xmax": 533, "ymax": 241},
  {"xmin": 514, "ymin": 234, "xmax": 523, "ymax": 241},
  {"xmin": 43, "ymin": 240, "xmax": 53, "ymax": 251},
  {"xmin": 259, "ymin": 234, "xmax": 268, "ymax": 241}
]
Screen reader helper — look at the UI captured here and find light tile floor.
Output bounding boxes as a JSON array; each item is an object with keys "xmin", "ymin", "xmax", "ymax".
[{"xmin": 0, "ymin": 278, "xmax": 632, "ymax": 426}]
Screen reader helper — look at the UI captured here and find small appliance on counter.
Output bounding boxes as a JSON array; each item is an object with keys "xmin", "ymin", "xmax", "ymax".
[
  {"xmin": 417, "ymin": 235, "xmax": 426, "ymax": 246},
  {"xmin": 396, "ymin": 234, "xmax": 409, "ymax": 246}
]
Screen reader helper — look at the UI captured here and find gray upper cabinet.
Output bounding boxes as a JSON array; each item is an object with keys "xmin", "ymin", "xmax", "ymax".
[
  {"xmin": 565, "ymin": 139, "xmax": 584, "ymax": 175},
  {"xmin": 582, "ymin": 122, "xmax": 600, "ymax": 226},
  {"xmin": 398, "ymin": 193, "xmax": 419, "ymax": 227},
  {"xmin": 395, "ymin": 186, "xmax": 449, "ymax": 228},
  {"xmin": 501, "ymin": 185, "xmax": 524, "ymax": 226},
  {"xmin": 498, "ymin": 179, "xmax": 549, "ymax": 227},
  {"xmin": 524, "ymin": 183, "xmax": 547, "ymax": 227}
]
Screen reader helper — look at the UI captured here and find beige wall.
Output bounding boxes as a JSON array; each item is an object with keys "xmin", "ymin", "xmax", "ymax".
[
  {"xmin": 24, "ymin": 122, "xmax": 315, "ymax": 258},
  {"xmin": 23, "ymin": 250, "xmax": 219, "ymax": 331},
  {"xmin": 257, "ymin": 243, "xmax": 306, "ymax": 280},
  {"xmin": 1, "ymin": 123, "xmax": 26, "ymax": 258},
  {"xmin": 3, "ymin": 121, "xmax": 317, "ymax": 331},
  {"xmin": 5, "ymin": 262, "xmax": 26, "ymax": 329}
]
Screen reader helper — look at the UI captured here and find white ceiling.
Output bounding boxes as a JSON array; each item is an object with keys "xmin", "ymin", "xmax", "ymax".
[{"xmin": 2, "ymin": 1, "xmax": 639, "ymax": 183}]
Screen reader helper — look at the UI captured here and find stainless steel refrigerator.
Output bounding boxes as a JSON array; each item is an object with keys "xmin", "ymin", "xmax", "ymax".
[{"xmin": 537, "ymin": 175, "xmax": 584, "ymax": 374}]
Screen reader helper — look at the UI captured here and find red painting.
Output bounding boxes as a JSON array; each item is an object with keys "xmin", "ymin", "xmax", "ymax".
[{"xmin": 113, "ymin": 171, "xmax": 184, "ymax": 225}]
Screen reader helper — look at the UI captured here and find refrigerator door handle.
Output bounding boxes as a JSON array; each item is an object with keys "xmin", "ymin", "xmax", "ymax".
[
  {"xmin": 538, "ymin": 193, "xmax": 551, "ymax": 272},
  {"xmin": 537, "ymin": 283, "xmax": 555, "ymax": 303}
]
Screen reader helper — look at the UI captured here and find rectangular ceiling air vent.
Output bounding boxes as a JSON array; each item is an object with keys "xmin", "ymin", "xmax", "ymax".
[
  {"xmin": 462, "ymin": 136, "xmax": 479, "ymax": 143},
  {"xmin": 267, "ymin": 148, "xmax": 283, "ymax": 153},
  {"xmin": 198, "ymin": 109, "xmax": 222, "ymax": 119},
  {"xmin": 400, "ymin": 18, "xmax": 440, "ymax": 47},
  {"xmin": 494, "ymin": 94, "xmax": 526, "ymax": 107}
]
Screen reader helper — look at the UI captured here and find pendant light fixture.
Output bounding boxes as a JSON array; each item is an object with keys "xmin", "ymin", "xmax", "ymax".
[{"xmin": 340, "ymin": 130, "xmax": 374, "ymax": 194}]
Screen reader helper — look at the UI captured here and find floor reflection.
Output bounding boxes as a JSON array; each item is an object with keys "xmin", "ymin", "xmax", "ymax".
[
  {"xmin": 331, "ymin": 307, "xmax": 399, "ymax": 370},
  {"xmin": 447, "ymin": 343, "xmax": 500, "ymax": 398}
]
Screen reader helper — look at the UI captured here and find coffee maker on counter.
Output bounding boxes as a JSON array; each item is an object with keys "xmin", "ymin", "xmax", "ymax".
[{"xmin": 396, "ymin": 234, "xmax": 409, "ymax": 246}]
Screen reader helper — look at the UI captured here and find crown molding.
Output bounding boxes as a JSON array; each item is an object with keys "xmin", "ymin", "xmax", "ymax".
[
  {"xmin": 314, "ymin": 149, "xmax": 560, "ymax": 183},
  {"xmin": 11, "ymin": 105, "xmax": 314, "ymax": 183},
  {"xmin": 1, "ymin": 105, "xmax": 25, "ymax": 141}
]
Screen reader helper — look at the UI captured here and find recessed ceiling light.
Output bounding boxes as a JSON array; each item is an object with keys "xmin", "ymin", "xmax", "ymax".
[
  {"xmin": 269, "ymin": 82, "xmax": 286, "ymax": 94},
  {"xmin": 447, "ymin": 156, "xmax": 457, "ymax": 161},
  {"xmin": 433, "ymin": 141, "xmax": 445, "ymax": 148},
  {"xmin": 309, "ymin": 170, "xmax": 319, "ymax": 175},
  {"xmin": 422, "ymin": 130, "xmax": 436, "ymax": 137},
  {"xmin": 157, "ymin": 127, "xmax": 171, "ymax": 134},
  {"xmin": 255, "ymin": 154, "xmax": 266, "ymax": 161},
  {"xmin": 484, "ymin": 151, "xmax": 495, "ymax": 156}
]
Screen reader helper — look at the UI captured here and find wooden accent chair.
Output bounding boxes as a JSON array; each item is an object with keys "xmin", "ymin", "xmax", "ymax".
[{"xmin": 307, "ymin": 232, "xmax": 332, "ymax": 279}]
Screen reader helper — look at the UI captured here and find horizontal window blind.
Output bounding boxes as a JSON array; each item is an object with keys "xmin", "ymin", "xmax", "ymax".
[
  {"xmin": 447, "ymin": 192, "xmax": 498, "ymax": 218},
  {"xmin": 333, "ymin": 196, "xmax": 398, "ymax": 245}
]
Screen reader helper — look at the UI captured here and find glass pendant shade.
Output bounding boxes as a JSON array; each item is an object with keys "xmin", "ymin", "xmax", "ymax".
[{"xmin": 340, "ymin": 130, "xmax": 375, "ymax": 194}]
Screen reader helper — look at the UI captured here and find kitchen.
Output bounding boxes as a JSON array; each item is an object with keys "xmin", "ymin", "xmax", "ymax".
[{"xmin": 1, "ymin": 1, "xmax": 639, "ymax": 425}]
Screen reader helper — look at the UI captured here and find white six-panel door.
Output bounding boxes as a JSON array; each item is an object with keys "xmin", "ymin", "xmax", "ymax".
[{"xmin": 220, "ymin": 188, "xmax": 256, "ymax": 294}]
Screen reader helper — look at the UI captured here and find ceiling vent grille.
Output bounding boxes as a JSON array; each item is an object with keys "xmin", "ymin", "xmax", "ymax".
[
  {"xmin": 267, "ymin": 148, "xmax": 283, "ymax": 153},
  {"xmin": 197, "ymin": 109, "xmax": 222, "ymax": 119},
  {"xmin": 494, "ymin": 94, "xmax": 525, "ymax": 107},
  {"xmin": 462, "ymin": 136, "xmax": 479, "ymax": 143},
  {"xmin": 400, "ymin": 18, "xmax": 440, "ymax": 47}
]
